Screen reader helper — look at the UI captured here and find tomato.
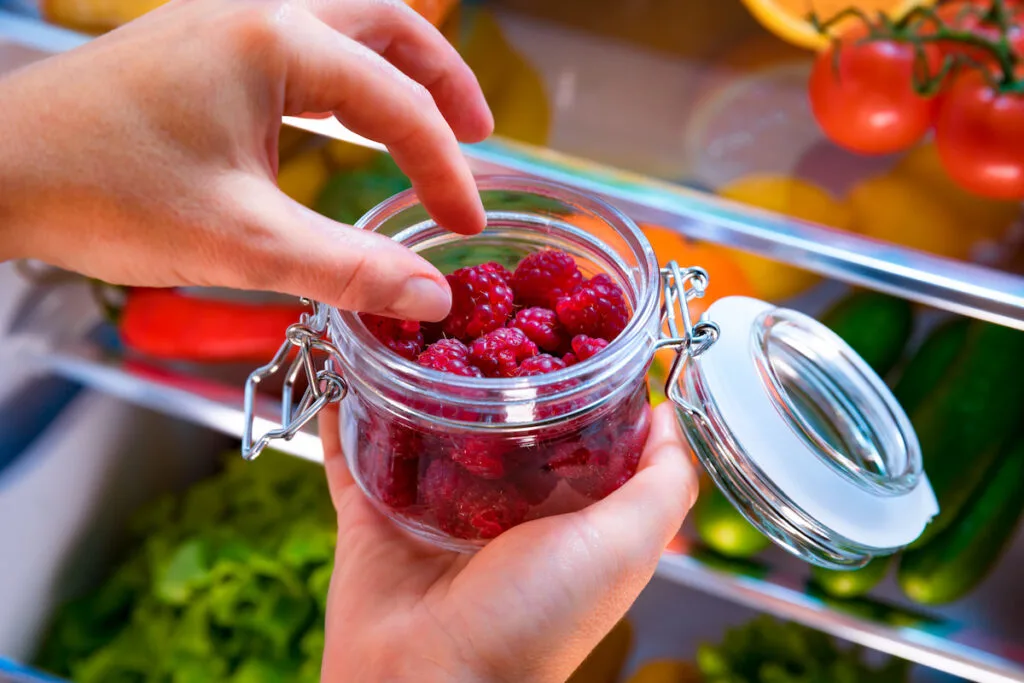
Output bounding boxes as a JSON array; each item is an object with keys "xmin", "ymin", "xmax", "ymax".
[
  {"xmin": 935, "ymin": 71, "xmax": 1024, "ymax": 199},
  {"xmin": 922, "ymin": 1, "xmax": 1024, "ymax": 63},
  {"xmin": 809, "ymin": 37, "xmax": 943, "ymax": 155}
]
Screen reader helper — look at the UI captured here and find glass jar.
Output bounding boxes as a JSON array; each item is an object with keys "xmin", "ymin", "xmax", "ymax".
[{"xmin": 242, "ymin": 176, "xmax": 938, "ymax": 568}]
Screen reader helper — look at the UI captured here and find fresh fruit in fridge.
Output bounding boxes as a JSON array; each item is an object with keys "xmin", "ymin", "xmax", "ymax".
[
  {"xmin": 693, "ymin": 484, "xmax": 770, "ymax": 558},
  {"xmin": 934, "ymin": 69, "xmax": 1024, "ymax": 200},
  {"xmin": 277, "ymin": 148, "xmax": 330, "ymax": 208},
  {"xmin": 737, "ymin": 0, "xmax": 934, "ymax": 50},
  {"xmin": 908, "ymin": 321, "xmax": 1024, "ymax": 546},
  {"xmin": 847, "ymin": 173, "xmax": 974, "ymax": 259},
  {"xmin": 443, "ymin": 262, "xmax": 516, "ymax": 341},
  {"xmin": 892, "ymin": 143, "xmax": 1020, "ymax": 243},
  {"xmin": 118, "ymin": 288, "xmax": 305, "ymax": 362},
  {"xmin": 892, "ymin": 317, "xmax": 971, "ymax": 415},
  {"xmin": 898, "ymin": 437, "xmax": 1024, "ymax": 605},
  {"xmin": 819, "ymin": 290, "xmax": 914, "ymax": 378},
  {"xmin": 458, "ymin": 9, "xmax": 552, "ymax": 146},
  {"xmin": 556, "ymin": 274, "xmax": 631, "ymax": 341},
  {"xmin": 510, "ymin": 307, "xmax": 568, "ymax": 353},
  {"xmin": 716, "ymin": 175, "xmax": 853, "ymax": 301},
  {"xmin": 511, "ymin": 249, "xmax": 584, "ymax": 309},
  {"xmin": 808, "ymin": 35, "xmax": 942, "ymax": 155},
  {"xmin": 811, "ymin": 555, "xmax": 892, "ymax": 598}
]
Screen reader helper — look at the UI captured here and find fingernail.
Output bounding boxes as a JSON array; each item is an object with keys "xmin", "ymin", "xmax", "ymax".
[{"xmin": 387, "ymin": 276, "xmax": 451, "ymax": 321}]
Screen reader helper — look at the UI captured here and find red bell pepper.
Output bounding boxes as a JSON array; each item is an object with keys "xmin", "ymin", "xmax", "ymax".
[{"xmin": 119, "ymin": 288, "xmax": 306, "ymax": 362}]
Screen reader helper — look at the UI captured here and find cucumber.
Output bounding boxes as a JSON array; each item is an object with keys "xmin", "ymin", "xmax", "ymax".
[
  {"xmin": 909, "ymin": 321, "xmax": 1024, "ymax": 546},
  {"xmin": 810, "ymin": 555, "xmax": 892, "ymax": 599},
  {"xmin": 893, "ymin": 317, "xmax": 971, "ymax": 415},
  {"xmin": 898, "ymin": 438, "xmax": 1024, "ymax": 605},
  {"xmin": 694, "ymin": 485, "xmax": 770, "ymax": 558},
  {"xmin": 819, "ymin": 291, "xmax": 914, "ymax": 377}
]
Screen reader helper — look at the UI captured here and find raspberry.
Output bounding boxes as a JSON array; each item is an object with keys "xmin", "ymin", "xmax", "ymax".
[
  {"xmin": 366, "ymin": 411, "xmax": 421, "ymax": 461},
  {"xmin": 359, "ymin": 440, "xmax": 420, "ymax": 509},
  {"xmin": 480, "ymin": 261, "xmax": 513, "ymax": 283},
  {"xmin": 450, "ymin": 436, "xmax": 507, "ymax": 479},
  {"xmin": 571, "ymin": 335, "xmax": 610, "ymax": 362},
  {"xmin": 443, "ymin": 264, "xmax": 514, "ymax": 341},
  {"xmin": 469, "ymin": 328, "xmax": 538, "ymax": 378},
  {"xmin": 509, "ymin": 307, "xmax": 566, "ymax": 353},
  {"xmin": 360, "ymin": 313, "xmax": 424, "ymax": 361},
  {"xmin": 517, "ymin": 354, "xmax": 567, "ymax": 377},
  {"xmin": 511, "ymin": 250, "xmax": 584, "ymax": 309},
  {"xmin": 562, "ymin": 352, "xmax": 579, "ymax": 367},
  {"xmin": 418, "ymin": 339, "xmax": 483, "ymax": 377},
  {"xmin": 421, "ymin": 457, "xmax": 528, "ymax": 539},
  {"xmin": 556, "ymin": 274, "xmax": 629, "ymax": 341}
]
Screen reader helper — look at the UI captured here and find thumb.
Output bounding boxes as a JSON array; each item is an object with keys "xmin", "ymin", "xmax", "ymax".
[{"xmin": 207, "ymin": 178, "xmax": 452, "ymax": 321}]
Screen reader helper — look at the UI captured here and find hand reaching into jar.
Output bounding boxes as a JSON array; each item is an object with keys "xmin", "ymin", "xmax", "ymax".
[
  {"xmin": 319, "ymin": 401, "xmax": 697, "ymax": 682},
  {"xmin": 0, "ymin": 0, "xmax": 493, "ymax": 322},
  {"xmin": 0, "ymin": 0, "xmax": 699, "ymax": 679}
]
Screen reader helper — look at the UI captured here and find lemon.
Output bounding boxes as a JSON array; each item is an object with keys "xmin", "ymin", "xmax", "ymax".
[
  {"xmin": 849, "ymin": 174, "xmax": 974, "ymax": 260},
  {"xmin": 893, "ymin": 144, "xmax": 1020, "ymax": 244},
  {"xmin": 324, "ymin": 138, "xmax": 379, "ymax": 171},
  {"xmin": 738, "ymin": 0, "xmax": 933, "ymax": 51},
  {"xmin": 277, "ymin": 149, "xmax": 330, "ymax": 209},
  {"xmin": 458, "ymin": 9, "xmax": 551, "ymax": 146},
  {"xmin": 717, "ymin": 175, "xmax": 853, "ymax": 301}
]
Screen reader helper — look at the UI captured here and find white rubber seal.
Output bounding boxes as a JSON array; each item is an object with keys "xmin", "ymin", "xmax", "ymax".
[{"xmin": 700, "ymin": 297, "xmax": 938, "ymax": 549}]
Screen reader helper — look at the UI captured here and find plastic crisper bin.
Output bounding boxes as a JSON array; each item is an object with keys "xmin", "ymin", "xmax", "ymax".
[{"xmin": 0, "ymin": 392, "xmax": 232, "ymax": 664}]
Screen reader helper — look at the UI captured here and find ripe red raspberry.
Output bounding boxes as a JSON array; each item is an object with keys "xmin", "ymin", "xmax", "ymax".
[
  {"xmin": 511, "ymin": 250, "xmax": 584, "ymax": 309},
  {"xmin": 450, "ymin": 436, "xmax": 507, "ymax": 479},
  {"xmin": 517, "ymin": 354, "xmax": 567, "ymax": 377},
  {"xmin": 571, "ymin": 335, "xmax": 610, "ymax": 362},
  {"xmin": 556, "ymin": 274, "xmax": 629, "ymax": 341},
  {"xmin": 421, "ymin": 457, "xmax": 528, "ymax": 539},
  {"xmin": 443, "ymin": 264, "xmax": 514, "ymax": 341},
  {"xmin": 417, "ymin": 339, "xmax": 483, "ymax": 377},
  {"xmin": 469, "ymin": 328, "xmax": 538, "ymax": 378},
  {"xmin": 562, "ymin": 352, "xmax": 579, "ymax": 367},
  {"xmin": 479, "ymin": 261, "xmax": 512, "ymax": 283},
  {"xmin": 360, "ymin": 313, "xmax": 424, "ymax": 361},
  {"xmin": 359, "ymin": 440, "xmax": 420, "ymax": 509},
  {"xmin": 509, "ymin": 307, "xmax": 566, "ymax": 353},
  {"xmin": 366, "ymin": 411, "xmax": 421, "ymax": 461}
]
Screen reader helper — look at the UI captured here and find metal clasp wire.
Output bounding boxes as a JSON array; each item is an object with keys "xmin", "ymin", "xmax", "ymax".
[
  {"xmin": 656, "ymin": 262, "xmax": 720, "ymax": 416},
  {"xmin": 241, "ymin": 300, "xmax": 348, "ymax": 461}
]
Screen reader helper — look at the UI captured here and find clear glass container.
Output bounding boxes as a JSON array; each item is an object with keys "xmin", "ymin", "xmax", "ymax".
[
  {"xmin": 243, "ymin": 176, "xmax": 937, "ymax": 567},
  {"xmin": 331, "ymin": 176, "xmax": 660, "ymax": 551}
]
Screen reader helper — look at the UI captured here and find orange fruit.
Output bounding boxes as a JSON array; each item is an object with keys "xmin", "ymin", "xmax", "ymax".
[
  {"xmin": 739, "ymin": 0, "xmax": 934, "ymax": 50},
  {"xmin": 640, "ymin": 224, "xmax": 756, "ymax": 381}
]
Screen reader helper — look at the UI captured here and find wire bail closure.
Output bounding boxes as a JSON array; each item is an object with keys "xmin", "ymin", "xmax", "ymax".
[
  {"xmin": 656, "ymin": 261, "xmax": 721, "ymax": 414},
  {"xmin": 241, "ymin": 299, "xmax": 347, "ymax": 461}
]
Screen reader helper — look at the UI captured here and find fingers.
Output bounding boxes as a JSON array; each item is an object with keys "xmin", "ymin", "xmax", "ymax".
[
  {"xmin": 318, "ymin": 404, "xmax": 358, "ymax": 509},
  {"xmin": 579, "ymin": 403, "xmax": 699, "ymax": 563},
  {"xmin": 278, "ymin": 11, "xmax": 485, "ymax": 235},
  {"xmin": 308, "ymin": 0, "xmax": 493, "ymax": 143},
  {"xmin": 210, "ymin": 174, "xmax": 452, "ymax": 320}
]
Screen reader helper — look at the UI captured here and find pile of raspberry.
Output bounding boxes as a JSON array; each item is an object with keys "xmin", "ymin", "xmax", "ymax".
[
  {"xmin": 357, "ymin": 249, "xmax": 646, "ymax": 543},
  {"xmin": 361, "ymin": 248, "xmax": 629, "ymax": 377}
]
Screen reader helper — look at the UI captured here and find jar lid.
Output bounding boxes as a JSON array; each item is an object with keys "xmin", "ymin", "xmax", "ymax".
[{"xmin": 690, "ymin": 296, "xmax": 937, "ymax": 560}]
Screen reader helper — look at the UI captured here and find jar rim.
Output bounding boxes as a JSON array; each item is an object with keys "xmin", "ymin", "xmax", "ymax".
[{"xmin": 331, "ymin": 175, "xmax": 661, "ymax": 394}]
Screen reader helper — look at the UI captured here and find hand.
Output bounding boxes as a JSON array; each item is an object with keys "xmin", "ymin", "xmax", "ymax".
[
  {"xmin": 318, "ymin": 402, "xmax": 699, "ymax": 682},
  {"xmin": 0, "ymin": 0, "xmax": 493, "ymax": 322}
]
